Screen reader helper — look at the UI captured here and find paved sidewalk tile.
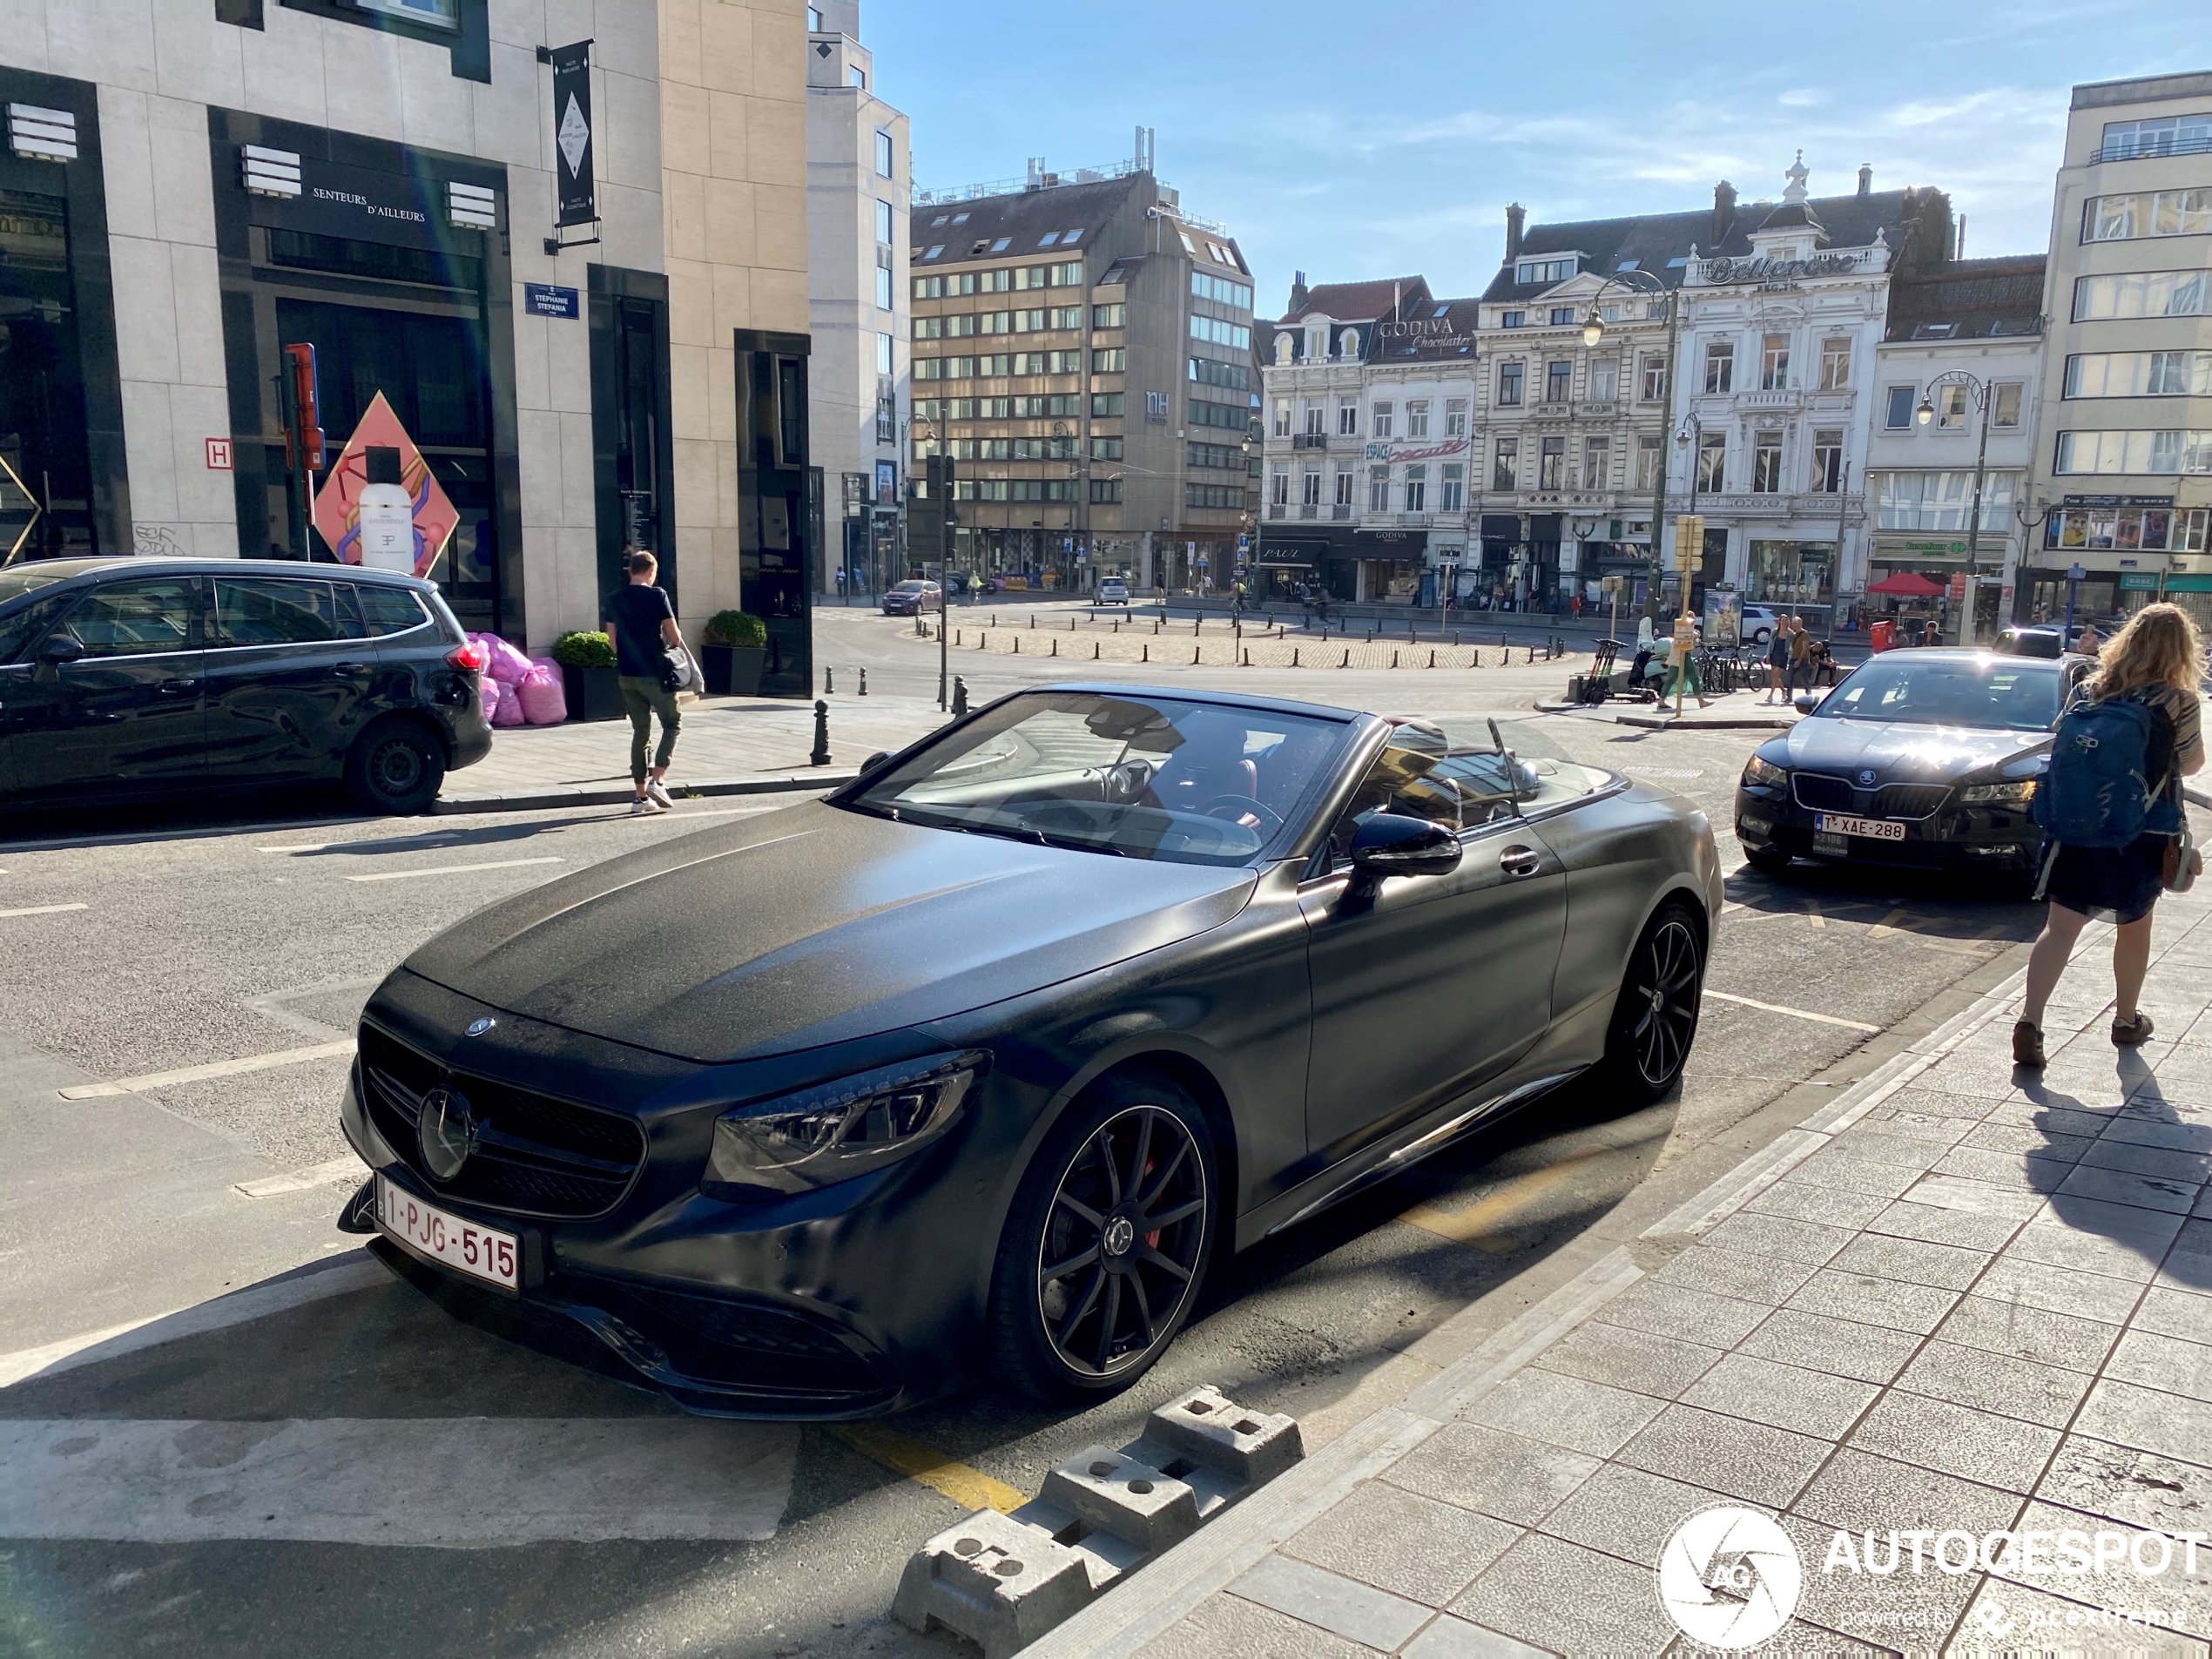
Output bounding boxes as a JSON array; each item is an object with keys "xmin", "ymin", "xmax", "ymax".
[
  {"xmin": 1398, "ymin": 1615, "xmax": 1550, "ymax": 1659},
  {"xmin": 2005, "ymin": 1497, "xmax": 2212, "ymax": 1636},
  {"xmin": 1892, "ymin": 1339, "xmax": 2095, "ymax": 1428},
  {"xmin": 1282, "ymin": 1482, "xmax": 1521, "ymax": 1608},
  {"xmin": 1785, "ymin": 1265, "xmax": 1962, "ymax": 1333},
  {"xmin": 1696, "ymin": 1210, "xmax": 1858, "ymax": 1266},
  {"xmin": 1134, "ymin": 1592, "xmax": 1376, "ymax": 1659},
  {"xmin": 2036, "ymin": 1434, "xmax": 2212, "ymax": 1536},
  {"xmin": 1780, "ymin": 1514, "xmax": 1986, "ymax": 1652},
  {"xmin": 1382, "ymin": 1423, "xmax": 1599, "ymax": 1528},
  {"xmin": 1449, "ymin": 1534, "xmax": 1679, "ymax": 1656},
  {"xmin": 1741, "ymin": 1178, "xmax": 1892, "ymax": 1230},
  {"xmin": 1230, "ymin": 1555, "xmax": 1431, "ymax": 1653},
  {"xmin": 1865, "ymin": 1195, "xmax": 2023, "ymax": 1251},
  {"xmin": 1791, "ymin": 1446, "xmax": 2024, "ymax": 1536},
  {"xmin": 1737, "ymin": 1307, "xmax": 1922, "ymax": 1385},
  {"xmin": 1826, "ymin": 1230, "xmax": 1992, "ymax": 1291},
  {"xmin": 2134, "ymin": 1285, "xmax": 2212, "ymax": 1343},
  {"xmin": 1973, "ymin": 1252, "xmax": 2144, "ymax": 1323},
  {"xmin": 1527, "ymin": 1319, "xmax": 1720, "ymax": 1401},
  {"xmin": 2072, "ymin": 1377, "xmax": 2212, "ymax": 1466},
  {"xmin": 1952, "ymin": 1579, "xmax": 2209, "ymax": 1659},
  {"xmin": 1678, "ymin": 1351, "xmax": 1879, "ymax": 1439},
  {"xmin": 1458, "ymin": 1367, "xmax": 1664, "ymax": 1459},
  {"xmin": 1613, "ymin": 1402, "xmax": 1831, "ymax": 1509},
  {"xmin": 1649, "ymin": 1243, "xmax": 1820, "ymax": 1305},
  {"xmin": 2002, "ymin": 1217, "xmax": 2166, "ymax": 1283},
  {"xmin": 1590, "ymin": 1278, "xmax": 1769, "ymax": 1347},
  {"xmin": 1536, "ymin": 1462, "xmax": 1733, "ymax": 1569},
  {"xmin": 1933, "ymin": 1291, "xmax": 2124, "ymax": 1372},
  {"xmin": 1847, "ymin": 1392, "xmax": 2063, "ymax": 1494}
]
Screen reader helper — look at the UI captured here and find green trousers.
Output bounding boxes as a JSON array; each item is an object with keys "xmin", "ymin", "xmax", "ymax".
[{"xmin": 617, "ymin": 676, "xmax": 681, "ymax": 781}]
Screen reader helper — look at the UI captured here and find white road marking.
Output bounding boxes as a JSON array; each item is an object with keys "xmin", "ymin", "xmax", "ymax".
[
  {"xmin": 234, "ymin": 1155, "xmax": 368, "ymax": 1199},
  {"xmin": 1704, "ymin": 990, "xmax": 1882, "ymax": 1034},
  {"xmin": 256, "ymin": 835, "xmax": 458, "ymax": 854},
  {"xmin": 0, "ymin": 1416, "xmax": 799, "ymax": 1546},
  {"xmin": 0, "ymin": 902, "xmax": 88, "ymax": 919},
  {"xmin": 0, "ymin": 1253, "xmax": 389, "ymax": 1389},
  {"xmin": 58, "ymin": 1040, "xmax": 355, "ymax": 1100},
  {"xmin": 345, "ymin": 856, "xmax": 563, "ymax": 883}
]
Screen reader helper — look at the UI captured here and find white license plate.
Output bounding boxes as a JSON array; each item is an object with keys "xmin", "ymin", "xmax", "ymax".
[
  {"xmin": 1815, "ymin": 813, "xmax": 1907, "ymax": 843},
  {"xmin": 376, "ymin": 1174, "xmax": 518, "ymax": 1291}
]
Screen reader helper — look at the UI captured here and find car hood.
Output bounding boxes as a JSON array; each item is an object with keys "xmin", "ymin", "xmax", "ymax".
[
  {"xmin": 1774, "ymin": 718, "xmax": 2049, "ymax": 779},
  {"xmin": 401, "ymin": 800, "xmax": 1257, "ymax": 1063}
]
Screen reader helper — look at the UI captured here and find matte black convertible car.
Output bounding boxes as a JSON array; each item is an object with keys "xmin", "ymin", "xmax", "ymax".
[
  {"xmin": 344, "ymin": 685, "xmax": 1721, "ymax": 1415},
  {"xmin": 1736, "ymin": 650, "xmax": 2066, "ymax": 877}
]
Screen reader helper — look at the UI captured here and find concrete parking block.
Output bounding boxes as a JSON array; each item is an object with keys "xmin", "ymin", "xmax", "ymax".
[
  {"xmin": 1737, "ymin": 1306, "xmax": 1924, "ymax": 1385},
  {"xmin": 1229, "ymin": 1554, "xmax": 1431, "ymax": 1653},
  {"xmin": 1131, "ymin": 1591, "xmax": 1376, "ymax": 1659},
  {"xmin": 2073, "ymin": 1377, "xmax": 2212, "ymax": 1466},
  {"xmin": 1397, "ymin": 1614, "xmax": 1550, "ymax": 1659},
  {"xmin": 1785, "ymin": 1266, "xmax": 1962, "ymax": 1334},
  {"xmin": 1697, "ymin": 1210, "xmax": 1858, "ymax": 1267},
  {"xmin": 1614, "ymin": 1402, "xmax": 1831, "ymax": 1509},
  {"xmin": 1827, "ymin": 1230, "xmax": 1992, "ymax": 1291},
  {"xmin": 1892, "ymin": 1339, "xmax": 2095, "ymax": 1429},
  {"xmin": 2133, "ymin": 1285, "xmax": 2212, "ymax": 1344},
  {"xmin": 1457, "ymin": 1366, "xmax": 1665, "ymax": 1460},
  {"xmin": 2055, "ymin": 1162, "xmax": 2204, "ymax": 1216},
  {"xmin": 2038, "ymin": 1434, "xmax": 2212, "ymax": 1538},
  {"xmin": 1381, "ymin": 1423, "xmax": 1600, "ymax": 1529},
  {"xmin": 1934, "ymin": 1291, "xmax": 2124, "ymax": 1372},
  {"xmin": 1535, "ymin": 1461, "xmax": 1736, "ymax": 1570},
  {"xmin": 1527, "ymin": 1319, "xmax": 1721, "ymax": 1401},
  {"xmin": 1791, "ymin": 1446, "xmax": 2024, "ymax": 1536},
  {"xmin": 1848, "ymin": 1392, "xmax": 2063, "ymax": 1494},
  {"xmin": 1281, "ymin": 1481, "xmax": 1521, "ymax": 1608},
  {"xmin": 1679, "ymin": 1351, "xmax": 1881, "ymax": 1439},
  {"xmin": 1591, "ymin": 1278, "xmax": 1769, "ymax": 1348},
  {"xmin": 1866, "ymin": 1195, "xmax": 2024, "ymax": 1251},
  {"xmin": 1649, "ymin": 1244, "xmax": 1820, "ymax": 1305},
  {"xmin": 1741, "ymin": 1179, "xmax": 1892, "ymax": 1231},
  {"xmin": 1449, "ymin": 1533, "xmax": 1681, "ymax": 1656},
  {"xmin": 1973, "ymin": 1252, "xmax": 2145, "ymax": 1323}
]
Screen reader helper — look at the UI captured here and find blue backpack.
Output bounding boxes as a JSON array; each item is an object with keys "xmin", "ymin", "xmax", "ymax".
[{"xmin": 2033, "ymin": 692, "xmax": 2168, "ymax": 848}]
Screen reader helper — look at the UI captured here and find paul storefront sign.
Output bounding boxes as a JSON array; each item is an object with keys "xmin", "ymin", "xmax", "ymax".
[{"xmin": 312, "ymin": 392, "xmax": 460, "ymax": 577}]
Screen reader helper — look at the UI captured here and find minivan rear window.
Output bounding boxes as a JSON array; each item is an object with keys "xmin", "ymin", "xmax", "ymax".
[
  {"xmin": 214, "ymin": 578, "xmax": 356, "ymax": 646},
  {"xmin": 353, "ymin": 584, "xmax": 429, "ymax": 636}
]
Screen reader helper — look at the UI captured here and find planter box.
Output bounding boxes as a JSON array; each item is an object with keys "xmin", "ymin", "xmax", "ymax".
[
  {"xmin": 702, "ymin": 644, "xmax": 765, "ymax": 698},
  {"xmin": 560, "ymin": 662, "xmax": 625, "ymax": 722}
]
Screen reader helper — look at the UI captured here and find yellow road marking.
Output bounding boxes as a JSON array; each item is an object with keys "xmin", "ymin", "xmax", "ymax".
[
  {"xmin": 1866, "ymin": 906, "xmax": 1916, "ymax": 939},
  {"xmin": 1399, "ymin": 1144, "xmax": 1615, "ymax": 1254},
  {"xmin": 1804, "ymin": 898, "xmax": 1826, "ymax": 930},
  {"xmin": 828, "ymin": 1421, "xmax": 1028, "ymax": 1514}
]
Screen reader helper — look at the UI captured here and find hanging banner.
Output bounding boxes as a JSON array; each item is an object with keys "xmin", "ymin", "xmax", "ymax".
[
  {"xmin": 311, "ymin": 391, "xmax": 460, "ymax": 577},
  {"xmin": 550, "ymin": 42, "xmax": 595, "ymax": 228}
]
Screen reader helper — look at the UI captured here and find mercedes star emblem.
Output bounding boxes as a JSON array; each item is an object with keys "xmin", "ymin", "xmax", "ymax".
[
  {"xmin": 417, "ymin": 1087, "xmax": 478, "ymax": 1182},
  {"xmin": 1103, "ymin": 1216, "xmax": 1136, "ymax": 1258}
]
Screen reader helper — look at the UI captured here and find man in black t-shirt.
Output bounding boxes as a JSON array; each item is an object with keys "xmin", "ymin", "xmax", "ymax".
[{"xmin": 604, "ymin": 550, "xmax": 688, "ymax": 814}]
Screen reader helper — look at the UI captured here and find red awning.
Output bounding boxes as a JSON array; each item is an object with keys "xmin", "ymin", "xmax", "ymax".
[{"xmin": 1867, "ymin": 571, "xmax": 1948, "ymax": 597}]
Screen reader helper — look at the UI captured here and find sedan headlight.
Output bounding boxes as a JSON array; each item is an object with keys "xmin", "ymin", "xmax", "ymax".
[
  {"xmin": 1959, "ymin": 780, "xmax": 2037, "ymax": 805},
  {"xmin": 702, "ymin": 1050, "xmax": 989, "ymax": 1199},
  {"xmin": 1743, "ymin": 755, "xmax": 1788, "ymax": 788}
]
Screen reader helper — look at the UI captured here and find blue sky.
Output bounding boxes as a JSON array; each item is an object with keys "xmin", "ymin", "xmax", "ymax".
[{"xmin": 864, "ymin": 0, "xmax": 2188, "ymax": 314}]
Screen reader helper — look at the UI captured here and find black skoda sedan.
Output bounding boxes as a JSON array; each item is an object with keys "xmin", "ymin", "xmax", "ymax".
[
  {"xmin": 344, "ymin": 685, "xmax": 1720, "ymax": 1416},
  {"xmin": 1735, "ymin": 650, "xmax": 2066, "ymax": 878},
  {"xmin": 0, "ymin": 558, "xmax": 489, "ymax": 813}
]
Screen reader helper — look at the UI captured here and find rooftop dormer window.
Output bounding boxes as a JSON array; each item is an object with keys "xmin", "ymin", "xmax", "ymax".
[{"xmin": 1514, "ymin": 257, "xmax": 1575, "ymax": 285}]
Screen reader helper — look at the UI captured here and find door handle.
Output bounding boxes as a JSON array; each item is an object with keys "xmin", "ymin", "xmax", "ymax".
[
  {"xmin": 158, "ymin": 678, "xmax": 198, "ymax": 695},
  {"xmin": 334, "ymin": 662, "xmax": 370, "ymax": 677},
  {"xmin": 1500, "ymin": 845, "xmax": 1542, "ymax": 877}
]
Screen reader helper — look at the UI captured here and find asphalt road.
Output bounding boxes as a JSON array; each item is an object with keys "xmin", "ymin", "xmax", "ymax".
[{"xmin": 0, "ymin": 617, "xmax": 2060, "ymax": 1659}]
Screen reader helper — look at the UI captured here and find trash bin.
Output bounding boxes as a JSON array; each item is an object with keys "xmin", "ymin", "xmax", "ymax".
[{"xmin": 1870, "ymin": 618, "xmax": 1896, "ymax": 653}]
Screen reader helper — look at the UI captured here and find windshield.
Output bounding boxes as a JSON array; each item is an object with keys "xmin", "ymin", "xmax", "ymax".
[
  {"xmin": 1815, "ymin": 657, "xmax": 2063, "ymax": 732},
  {"xmin": 0, "ymin": 567, "xmax": 72, "ymax": 607},
  {"xmin": 840, "ymin": 691, "xmax": 1354, "ymax": 865}
]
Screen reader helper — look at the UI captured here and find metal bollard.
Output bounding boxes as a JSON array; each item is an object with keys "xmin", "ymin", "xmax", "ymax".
[
  {"xmin": 811, "ymin": 699, "xmax": 831, "ymax": 766},
  {"xmin": 825, "ymin": 668, "xmax": 834, "ymax": 694},
  {"xmin": 952, "ymin": 676, "xmax": 969, "ymax": 717},
  {"xmin": 859, "ymin": 667, "xmax": 868, "ymax": 696}
]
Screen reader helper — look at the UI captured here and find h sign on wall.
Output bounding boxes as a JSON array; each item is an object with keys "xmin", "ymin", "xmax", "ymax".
[{"xmin": 206, "ymin": 439, "xmax": 233, "ymax": 471}]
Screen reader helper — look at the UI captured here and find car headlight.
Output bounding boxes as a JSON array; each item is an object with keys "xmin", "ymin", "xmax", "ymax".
[
  {"xmin": 702, "ymin": 1050, "xmax": 989, "ymax": 1199},
  {"xmin": 1743, "ymin": 755, "xmax": 1788, "ymax": 788},
  {"xmin": 1959, "ymin": 780, "xmax": 2037, "ymax": 805}
]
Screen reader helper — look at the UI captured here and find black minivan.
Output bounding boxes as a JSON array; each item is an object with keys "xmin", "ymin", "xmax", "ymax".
[{"xmin": 0, "ymin": 559, "xmax": 492, "ymax": 815}]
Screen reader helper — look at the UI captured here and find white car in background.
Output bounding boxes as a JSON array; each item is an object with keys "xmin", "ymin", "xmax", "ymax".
[
  {"xmin": 1096, "ymin": 578, "xmax": 1131, "ymax": 605},
  {"xmin": 1738, "ymin": 605, "xmax": 1784, "ymax": 645}
]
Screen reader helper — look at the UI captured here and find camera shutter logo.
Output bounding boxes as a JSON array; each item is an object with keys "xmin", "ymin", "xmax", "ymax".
[
  {"xmin": 1656, "ymin": 1505, "xmax": 1801, "ymax": 1649},
  {"xmin": 417, "ymin": 1087, "xmax": 479, "ymax": 1183}
]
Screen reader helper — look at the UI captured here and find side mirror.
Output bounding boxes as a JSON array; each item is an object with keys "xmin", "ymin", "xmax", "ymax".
[
  {"xmin": 1793, "ymin": 693, "xmax": 1820, "ymax": 714},
  {"xmin": 38, "ymin": 637, "xmax": 84, "ymax": 666},
  {"xmin": 859, "ymin": 751, "xmax": 892, "ymax": 776},
  {"xmin": 1348, "ymin": 813, "xmax": 1462, "ymax": 881}
]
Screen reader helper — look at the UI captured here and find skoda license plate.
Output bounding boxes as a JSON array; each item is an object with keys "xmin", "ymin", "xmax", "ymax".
[
  {"xmin": 376, "ymin": 1174, "xmax": 518, "ymax": 1290},
  {"xmin": 1815, "ymin": 813, "xmax": 1906, "ymax": 844}
]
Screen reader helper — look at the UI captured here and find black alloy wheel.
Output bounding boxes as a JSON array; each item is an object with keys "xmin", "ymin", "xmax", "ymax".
[
  {"xmin": 347, "ymin": 720, "xmax": 447, "ymax": 815},
  {"xmin": 1601, "ymin": 903, "xmax": 1704, "ymax": 1105},
  {"xmin": 991, "ymin": 1075, "xmax": 1216, "ymax": 1399}
]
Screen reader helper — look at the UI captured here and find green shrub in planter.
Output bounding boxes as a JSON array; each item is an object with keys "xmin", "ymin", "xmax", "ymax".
[
  {"xmin": 550, "ymin": 631, "xmax": 623, "ymax": 720},
  {"xmin": 551, "ymin": 630, "xmax": 617, "ymax": 669},
  {"xmin": 700, "ymin": 610, "xmax": 767, "ymax": 696}
]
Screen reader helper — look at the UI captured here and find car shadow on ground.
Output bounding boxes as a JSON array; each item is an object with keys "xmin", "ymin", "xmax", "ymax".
[{"xmin": 1723, "ymin": 856, "xmax": 2048, "ymax": 946}]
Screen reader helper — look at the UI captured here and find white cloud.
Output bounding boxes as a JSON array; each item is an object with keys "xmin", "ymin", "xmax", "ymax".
[{"xmin": 1777, "ymin": 88, "xmax": 1826, "ymax": 108}]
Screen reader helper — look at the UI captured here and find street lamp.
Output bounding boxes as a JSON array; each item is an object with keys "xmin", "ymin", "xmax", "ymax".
[
  {"xmin": 1914, "ymin": 370, "xmax": 2000, "ymax": 647},
  {"xmin": 1582, "ymin": 268, "xmax": 1683, "ymax": 618},
  {"xmin": 2013, "ymin": 496, "xmax": 2063, "ymax": 629}
]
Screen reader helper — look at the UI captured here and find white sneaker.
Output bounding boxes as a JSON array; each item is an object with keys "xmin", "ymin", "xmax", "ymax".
[
  {"xmin": 646, "ymin": 779, "xmax": 675, "ymax": 809},
  {"xmin": 630, "ymin": 795, "xmax": 664, "ymax": 815}
]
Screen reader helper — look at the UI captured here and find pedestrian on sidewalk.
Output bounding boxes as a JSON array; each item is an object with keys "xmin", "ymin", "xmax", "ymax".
[
  {"xmin": 1763, "ymin": 616, "xmax": 1793, "ymax": 703},
  {"xmin": 1787, "ymin": 615, "xmax": 1814, "ymax": 696},
  {"xmin": 604, "ymin": 548, "xmax": 688, "ymax": 816},
  {"xmin": 2015, "ymin": 603, "xmax": 2205, "ymax": 1066}
]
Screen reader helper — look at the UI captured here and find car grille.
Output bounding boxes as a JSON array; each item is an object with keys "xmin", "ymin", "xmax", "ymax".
[
  {"xmin": 359, "ymin": 1024, "xmax": 645, "ymax": 1220},
  {"xmin": 1791, "ymin": 774, "xmax": 1951, "ymax": 820},
  {"xmin": 560, "ymin": 1274, "xmax": 884, "ymax": 1397}
]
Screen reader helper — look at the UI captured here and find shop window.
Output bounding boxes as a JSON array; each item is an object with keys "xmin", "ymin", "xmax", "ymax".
[
  {"xmin": 0, "ymin": 186, "xmax": 104, "ymax": 558},
  {"xmin": 275, "ymin": 0, "xmax": 489, "ymax": 81}
]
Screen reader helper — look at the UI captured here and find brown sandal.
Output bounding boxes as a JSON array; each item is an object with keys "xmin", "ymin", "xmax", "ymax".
[
  {"xmin": 2113, "ymin": 1012, "xmax": 2155, "ymax": 1047},
  {"xmin": 2013, "ymin": 1022, "xmax": 2046, "ymax": 1068}
]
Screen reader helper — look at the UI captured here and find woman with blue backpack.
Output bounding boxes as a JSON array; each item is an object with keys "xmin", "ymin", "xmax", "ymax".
[{"xmin": 2014, "ymin": 603, "xmax": 2206, "ymax": 1068}]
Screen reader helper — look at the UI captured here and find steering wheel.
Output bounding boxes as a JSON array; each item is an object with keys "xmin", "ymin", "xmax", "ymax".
[
  {"xmin": 1096, "ymin": 759, "xmax": 1153, "ymax": 804},
  {"xmin": 1198, "ymin": 794, "xmax": 1285, "ymax": 836}
]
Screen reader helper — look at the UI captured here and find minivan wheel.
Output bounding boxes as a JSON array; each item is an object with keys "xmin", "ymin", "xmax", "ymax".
[
  {"xmin": 1597, "ymin": 902, "xmax": 1705, "ymax": 1106},
  {"xmin": 347, "ymin": 720, "xmax": 447, "ymax": 815},
  {"xmin": 988, "ymin": 1071, "xmax": 1217, "ymax": 1403}
]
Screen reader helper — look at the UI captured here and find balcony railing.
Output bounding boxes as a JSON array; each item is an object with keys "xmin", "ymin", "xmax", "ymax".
[
  {"xmin": 1298, "ymin": 503, "xmax": 1319, "ymax": 518},
  {"xmin": 1740, "ymin": 388, "xmax": 1801, "ymax": 410},
  {"xmin": 1332, "ymin": 503, "xmax": 1353, "ymax": 520},
  {"xmin": 1266, "ymin": 503, "xmax": 1287, "ymax": 520},
  {"xmin": 1364, "ymin": 511, "xmax": 1433, "ymax": 529},
  {"xmin": 1293, "ymin": 432, "xmax": 1328, "ymax": 448},
  {"xmin": 2090, "ymin": 135, "xmax": 2212, "ymax": 165}
]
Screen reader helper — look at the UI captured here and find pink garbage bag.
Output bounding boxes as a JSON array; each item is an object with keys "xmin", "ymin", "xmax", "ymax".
[
  {"xmin": 515, "ymin": 664, "xmax": 567, "ymax": 725},
  {"xmin": 470, "ymin": 631, "xmax": 533, "ymax": 684},
  {"xmin": 477, "ymin": 675, "xmax": 502, "ymax": 725}
]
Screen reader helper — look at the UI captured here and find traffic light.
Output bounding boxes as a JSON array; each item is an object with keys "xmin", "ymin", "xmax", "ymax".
[
  {"xmin": 281, "ymin": 342, "xmax": 325, "ymax": 473},
  {"xmin": 911, "ymin": 455, "xmax": 957, "ymax": 556}
]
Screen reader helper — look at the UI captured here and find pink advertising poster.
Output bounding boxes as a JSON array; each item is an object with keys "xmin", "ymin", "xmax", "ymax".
[{"xmin": 311, "ymin": 391, "xmax": 460, "ymax": 578}]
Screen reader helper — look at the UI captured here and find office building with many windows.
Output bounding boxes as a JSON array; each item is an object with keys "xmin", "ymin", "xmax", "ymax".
[
  {"xmin": 0, "ymin": 0, "xmax": 817, "ymax": 685},
  {"xmin": 2027, "ymin": 71, "xmax": 2212, "ymax": 628},
  {"xmin": 806, "ymin": 3, "xmax": 908, "ymax": 599},
  {"xmin": 908, "ymin": 144, "xmax": 1256, "ymax": 593}
]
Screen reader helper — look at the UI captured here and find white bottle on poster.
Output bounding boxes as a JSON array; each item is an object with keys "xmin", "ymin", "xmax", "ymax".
[{"xmin": 357, "ymin": 446, "xmax": 415, "ymax": 572}]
